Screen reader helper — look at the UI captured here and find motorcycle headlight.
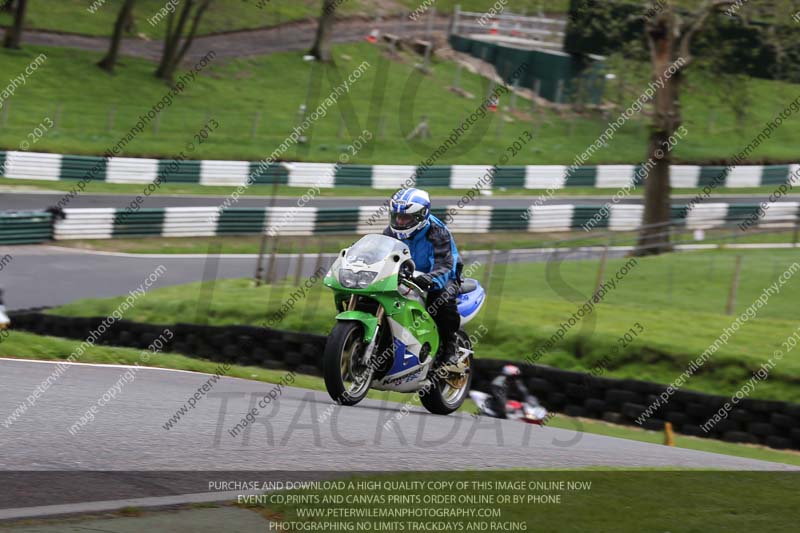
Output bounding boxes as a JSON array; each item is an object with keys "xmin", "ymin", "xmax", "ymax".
[
  {"xmin": 339, "ymin": 268, "xmax": 358, "ymax": 288},
  {"xmin": 356, "ymin": 271, "xmax": 378, "ymax": 288},
  {"xmin": 339, "ymin": 269, "xmax": 377, "ymax": 289}
]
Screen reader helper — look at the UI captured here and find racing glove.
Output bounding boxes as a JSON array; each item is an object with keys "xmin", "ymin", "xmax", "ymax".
[{"xmin": 413, "ymin": 273, "xmax": 434, "ymax": 291}]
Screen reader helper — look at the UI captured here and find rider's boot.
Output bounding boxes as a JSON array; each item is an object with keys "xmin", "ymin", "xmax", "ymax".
[{"xmin": 439, "ymin": 337, "xmax": 462, "ymax": 372}]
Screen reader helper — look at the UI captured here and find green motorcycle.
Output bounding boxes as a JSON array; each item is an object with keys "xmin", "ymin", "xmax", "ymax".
[{"xmin": 322, "ymin": 234, "xmax": 486, "ymax": 415}]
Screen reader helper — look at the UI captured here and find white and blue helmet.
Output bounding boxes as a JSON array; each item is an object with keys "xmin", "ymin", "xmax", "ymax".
[{"xmin": 389, "ymin": 188, "xmax": 431, "ymax": 240}]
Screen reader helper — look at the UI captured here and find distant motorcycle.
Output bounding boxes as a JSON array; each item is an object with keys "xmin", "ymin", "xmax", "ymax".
[
  {"xmin": 322, "ymin": 234, "xmax": 486, "ymax": 415},
  {"xmin": 469, "ymin": 390, "xmax": 549, "ymax": 425}
]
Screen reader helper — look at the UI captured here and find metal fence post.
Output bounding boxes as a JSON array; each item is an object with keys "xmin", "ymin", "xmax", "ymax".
[
  {"xmin": 482, "ymin": 243, "xmax": 497, "ymax": 293},
  {"xmin": 486, "ymin": 249, "xmax": 509, "ymax": 330},
  {"xmin": 667, "ymin": 260, "xmax": 674, "ymax": 303},
  {"xmin": 251, "ymin": 111, "xmax": 261, "ymax": 140},
  {"xmin": 555, "ymin": 79, "xmax": 564, "ymax": 104},
  {"xmin": 378, "ymin": 114, "xmax": 386, "ymax": 139},
  {"xmin": 266, "ymin": 236, "xmax": 279, "ymax": 284},
  {"xmin": 300, "ymin": 239, "xmax": 327, "ymax": 324},
  {"xmin": 254, "ymin": 231, "xmax": 268, "ymax": 286},
  {"xmin": 593, "ymin": 242, "xmax": 609, "ymax": 297},
  {"xmin": 106, "ymin": 105, "xmax": 116, "ymax": 133},
  {"xmin": 313, "ymin": 240, "xmax": 325, "ymax": 283},
  {"xmin": 54, "ymin": 102, "xmax": 63, "ymax": 130},
  {"xmin": 793, "ymin": 213, "xmax": 799, "ymax": 246},
  {"xmin": 294, "ymin": 247, "xmax": 305, "ymax": 286},
  {"xmin": 708, "ymin": 253, "xmax": 716, "ymax": 281},
  {"xmin": 264, "ymin": 179, "xmax": 280, "ymax": 284},
  {"xmin": 510, "ymin": 78, "xmax": 519, "ymax": 111},
  {"xmin": 422, "ymin": 42, "xmax": 432, "ymax": 72},
  {"xmin": 531, "ymin": 78, "xmax": 541, "ymax": 113},
  {"xmin": 725, "ymin": 255, "xmax": 743, "ymax": 315}
]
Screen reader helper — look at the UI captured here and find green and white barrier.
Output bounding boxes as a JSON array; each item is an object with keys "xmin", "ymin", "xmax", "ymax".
[
  {"xmin": 1, "ymin": 151, "xmax": 796, "ymax": 190},
  {"xmin": 48, "ymin": 203, "xmax": 800, "ymax": 240},
  {"xmin": 0, "ymin": 211, "xmax": 53, "ymax": 244}
]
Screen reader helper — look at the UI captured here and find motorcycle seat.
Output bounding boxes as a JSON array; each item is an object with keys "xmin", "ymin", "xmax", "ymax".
[{"xmin": 459, "ymin": 279, "xmax": 479, "ymax": 295}]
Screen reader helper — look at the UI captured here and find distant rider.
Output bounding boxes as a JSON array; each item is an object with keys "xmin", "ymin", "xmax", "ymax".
[
  {"xmin": 487, "ymin": 365, "xmax": 541, "ymax": 419},
  {"xmin": 384, "ymin": 188, "xmax": 463, "ymax": 368}
]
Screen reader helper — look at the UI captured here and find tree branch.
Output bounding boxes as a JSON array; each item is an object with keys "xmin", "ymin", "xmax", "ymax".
[{"xmin": 678, "ymin": 0, "xmax": 735, "ymax": 65}]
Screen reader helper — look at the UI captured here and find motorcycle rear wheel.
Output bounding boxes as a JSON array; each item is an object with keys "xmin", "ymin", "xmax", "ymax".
[{"xmin": 420, "ymin": 330, "xmax": 474, "ymax": 415}]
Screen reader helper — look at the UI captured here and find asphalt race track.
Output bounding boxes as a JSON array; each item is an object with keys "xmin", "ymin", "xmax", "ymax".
[
  {"xmin": 1, "ymin": 192, "xmax": 795, "ymax": 211},
  {"xmin": 0, "ymin": 246, "xmax": 262, "ymax": 311},
  {"xmin": 0, "ymin": 358, "xmax": 795, "ymax": 518}
]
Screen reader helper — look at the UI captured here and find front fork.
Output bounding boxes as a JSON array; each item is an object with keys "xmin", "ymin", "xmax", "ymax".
[
  {"xmin": 341, "ymin": 295, "xmax": 385, "ymax": 367},
  {"xmin": 362, "ymin": 305, "xmax": 385, "ymax": 367}
]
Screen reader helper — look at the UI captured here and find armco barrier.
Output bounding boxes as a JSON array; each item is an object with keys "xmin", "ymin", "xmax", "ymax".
[
  {"xmin": 49, "ymin": 203, "xmax": 800, "ymax": 240},
  {"xmin": 1, "ymin": 150, "xmax": 797, "ymax": 189},
  {"xmin": 8, "ymin": 312, "xmax": 800, "ymax": 450},
  {"xmin": 0, "ymin": 211, "xmax": 53, "ymax": 244}
]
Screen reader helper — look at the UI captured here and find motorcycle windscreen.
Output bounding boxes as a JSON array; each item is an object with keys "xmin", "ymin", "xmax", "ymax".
[{"xmin": 346, "ymin": 234, "xmax": 408, "ymax": 265}]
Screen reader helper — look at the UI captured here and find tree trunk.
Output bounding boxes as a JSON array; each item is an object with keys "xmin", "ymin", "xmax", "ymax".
[
  {"xmin": 123, "ymin": 6, "xmax": 136, "ymax": 34},
  {"xmin": 638, "ymin": 130, "xmax": 675, "ymax": 254},
  {"xmin": 2, "ymin": 0, "xmax": 26, "ymax": 49},
  {"xmin": 636, "ymin": 19, "xmax": 680, "ymax": 255},
  {"xmin": 98, "ymin": 0, "xmax": 137, "ymax": 73},
  {"xmin": 309, "ymin": 0, "xmax": 338, "ymax": 62},
  {"xmin": 155, "ymin": 0, "xmax": 210, "ymax": 82},
  {"xmin": 635, "ymin": 0, "xmax": 734, "ymax": 256},
  {"xmin": 155, "ymin": 9, "xmax": 177, "ymax": 78},
  {"xmin": 165, "ymin": 0, "xmax": 210, "ymax": 78},
  {"xmin": 636, "ymin": 9, "xmax": 680, "ymax": 256},
  {"xmin": 155, "ymin": 1, "xmax": 194, "ymax": 79}
]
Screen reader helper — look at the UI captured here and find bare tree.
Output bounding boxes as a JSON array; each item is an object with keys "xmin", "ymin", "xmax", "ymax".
[
  {"xmin": 309, "ymin": 0, "xmax": 338, "ymax": 62},
  {"xmin": 155, "ymin": 0, "xmax": 211, "ymax": 82},
  {"xmin": 98, "ymin": 0, "xmax": 137, "ymax": 73},
  {"xmin": 635, "ymin": 0, "xmax": 734, "ymax": 255},
  {"xmin": 2, "ymin": 0, "xmax": 26, "ymax": 49}
]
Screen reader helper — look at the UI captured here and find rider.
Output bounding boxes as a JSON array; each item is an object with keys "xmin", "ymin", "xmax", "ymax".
[
  {"xmin": 487, "ymin": 365, "xmax": 541, "ymax": 419},
  {"xmin": 384, "ymin": 188, "xmax": 463, "ymax": 368}
]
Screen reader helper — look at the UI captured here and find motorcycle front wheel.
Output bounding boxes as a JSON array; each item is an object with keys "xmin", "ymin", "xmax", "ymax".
[{"xmin": 323, "ymin": 321, "xmax": 374, "ymax": 406}]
